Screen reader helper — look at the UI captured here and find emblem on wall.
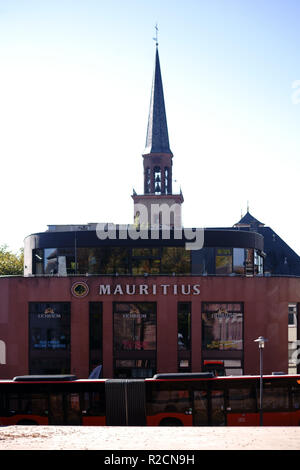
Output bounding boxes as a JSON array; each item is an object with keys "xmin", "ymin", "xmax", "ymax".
[{"xmin": 71, "ymin": 281, "xmax": 90, "ymax": 298}]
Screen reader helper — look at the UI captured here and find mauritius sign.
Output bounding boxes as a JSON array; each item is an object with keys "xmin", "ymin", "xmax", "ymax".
[{"xmin": 98, "ymin": 283, "xmax": 201, "ymax": 296}]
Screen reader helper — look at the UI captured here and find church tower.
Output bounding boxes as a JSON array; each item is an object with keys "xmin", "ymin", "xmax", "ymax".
[{"xmin": 132, "ymin": 43, "xmax": 183, "ymax": 229}]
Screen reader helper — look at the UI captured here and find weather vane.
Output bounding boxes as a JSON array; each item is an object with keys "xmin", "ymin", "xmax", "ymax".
[{"xmin": 153, "ymin": 23, "xmax": 159, "ymax": 47}]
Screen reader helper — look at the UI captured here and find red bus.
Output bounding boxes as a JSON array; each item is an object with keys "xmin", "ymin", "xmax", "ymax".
[
  {"xmin": 1, "ymin": 373, "xmax": 300, "ymax": 426},
  {"xmin": 203, "ymin": 360, "xmax": 225, "ymax": 376}
]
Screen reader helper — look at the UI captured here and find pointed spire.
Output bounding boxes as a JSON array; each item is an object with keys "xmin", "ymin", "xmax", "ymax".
[{"xmin": 144, "ymin": 46, "xmax": 172, "ymax": 155}]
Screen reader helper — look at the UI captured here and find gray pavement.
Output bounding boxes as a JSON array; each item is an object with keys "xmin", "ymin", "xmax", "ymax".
[{"xmin": 0, "ymin": 426, "xmax": 300, "ymax": 450}]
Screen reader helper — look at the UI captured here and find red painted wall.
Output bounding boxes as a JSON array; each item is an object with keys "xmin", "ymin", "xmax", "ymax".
[{"xmin": 0, "ymin": 275, "xmax": 299, "ymax": 379}]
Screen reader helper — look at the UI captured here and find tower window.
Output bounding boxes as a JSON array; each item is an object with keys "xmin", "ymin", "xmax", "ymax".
[
  {"xmin": 153, "ymin": 166, "xmax": 161, "ymax": 194},
  {"xmin": 145, "ymin": 168, "xmax": 151, "ymax": 193},
  {"xmin": 164, "ymin": 167, "xmax": 169, "ymax": 194}
]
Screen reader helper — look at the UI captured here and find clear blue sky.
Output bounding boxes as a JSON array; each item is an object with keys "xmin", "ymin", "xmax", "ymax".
[{"xmin": 0, "ymin": 0, "xmax": 300, "ymax": 255}]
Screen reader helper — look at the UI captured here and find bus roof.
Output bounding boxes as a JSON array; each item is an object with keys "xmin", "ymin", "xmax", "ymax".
[
  {"xmin": 152, "ymin": 372, "xmax": 215, "ymax": 380},
  {"xmin": 12, "ymin": 374, "xmax": 77, "ymax": 382}
]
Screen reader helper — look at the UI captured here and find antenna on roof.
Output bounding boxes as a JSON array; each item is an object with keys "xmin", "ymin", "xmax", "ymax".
[
  {"xmin": 153, "ymin": 23, "xmax": 159, "ymax": 47},
  {"xmin": 247, "ymin": 200, "xmax": 250, "ymax": 213}
]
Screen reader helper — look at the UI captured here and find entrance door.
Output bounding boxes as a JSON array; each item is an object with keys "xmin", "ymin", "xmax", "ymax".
[
  {"xmin": 49, "ymin": 393, "xmax": 64, "ymax": 424},
  {"xmin": 211, "ymin": 389, "xmax": 226, "ymax": 425},
  {"xmin": 193, "ymin": 390, "xmax": 209, "ymax": 425},
  {"xmin": 48, "ymin": 392, "xmax": 82, "ymax": 425},
  {"xmin": 65, "ymin": 392, "xmax": 82, "ymax": 425}
]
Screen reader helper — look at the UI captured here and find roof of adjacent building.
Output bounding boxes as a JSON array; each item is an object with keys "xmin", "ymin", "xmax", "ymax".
[
  {"xmin": 235, "ymin": 211, "xmax": 265, "ymax": 227},
  {"xmin": 233, "ymin": 211, "xmax": 300, "ymax": 275}
]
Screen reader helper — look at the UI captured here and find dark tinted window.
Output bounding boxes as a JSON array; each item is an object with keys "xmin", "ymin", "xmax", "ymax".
[
  {"xmin": 228, "ymin": 387, "xmax": 256, "ymax": 411},
  {"xmin": 263, "ymin": 385, "xmax": 289, "ymax": 410},
  {"xmin": 29, "ymin": 303, "xmax": 71, "ymax": 374}
]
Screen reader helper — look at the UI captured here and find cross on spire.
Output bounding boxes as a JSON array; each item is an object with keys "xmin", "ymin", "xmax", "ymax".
[{"xmin": 153, "ymin": 23, "xmax": 159, "ymax": 47}]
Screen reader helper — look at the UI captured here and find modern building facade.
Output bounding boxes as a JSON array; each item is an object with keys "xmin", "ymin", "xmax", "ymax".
[{"xmin": 0, "ymin": 45, "xmax": 300, "ymax": 380}]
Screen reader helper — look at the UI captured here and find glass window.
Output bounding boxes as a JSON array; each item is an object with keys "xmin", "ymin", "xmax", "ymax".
[
  {"xmin": 288, "ymin": 304, "xmax": 297, "ymax": 326},
  {"xmin": 76, "ymin": 247, "xmax": 130, "ymax": 275},
  {"xmin": 58, "ymin": 248, "xmax": 75, "ymax": 275},
  {"xmin": 161, "ymin": 247, "xmax": 190, "ymax": 274},
  {"xmin": 44, "ymin": 248, "xmax": 58, "ymax": 274},
  {"xmin": 216, "ymin": 248, "xmax": 232, "ymax": 274},
  {"xmin": 114, "ymin": 303, "xmax": 156, "ymax": 352},
  {"xmin": 288, "ymin": 304, "xmax": 298, "ymax": 374},
  {"xmin": 132, "ymin": 258, "xmax": 150, "ymax": 275},
  {"xmin": 233, "ymin": 248, "xmax": 245, "ymax": 275},
  {"xmin": 83, "ymin": 391, "xmax": 105, "ymax": 416},
  {"xmin": 263, "ymin": 386, "xmax": 289, "ymax": 410},
  {"xmin": 254, "ymin": 250, "xmax": 263, "ymax": 275},
  {"xmin": 132, "ymin": 247, "xmax": 161, "ymax": 275},
  {"xmin": 132, "ymin": 259, "xmax": 160, "ymax": 275},
  {"xmin": 77, "ymin": 248, "xmax": 92, "ymax": 274},
  {"xmin": 202, "ymin": 303, "xmax": 243, "ymax": 351},
  {"xmin": 102, "ymin": 247, "xmax": 130, "ymax": 274},
  {"xmin": 33, "ymin": 249, "xmax": 44, "ymax": 274},
  {"xmin": 164, "ymin": 167, "xmax": 170, "ymax": 194},
  {"xmin": 224, "ymin": 360, "xmax": 243, "ymax": 376},
  {"xmin": 245, "ymin": 248, "xmax": 254, "ymax": 275},
  {"xmin": 203, "ymin": 360, "xmax": 225, "ymax": 376},
  {"xmin": 178, "ymin": 303, "xmax": 191, "ymax": 351},
  {"xmin": 211, "ymin": 390, "xmax": 226, "ymax": 425},
  {"xmin": 150, "ymin": 388, "xmax": 190, "ymax": 415},
  {"xmin": 291, "ymin": 386, "xmax": 300, "ymax": 410},
  {"xmin": 153, "ymin": 166, "xmax": 162, "ymax": 194},
  {"xmin": 86, "ymin": 248, "xmax": 100, "ymax": 274},
  {"xmin": 114, "ymin": 359, "xmax": 155, "ymax": 379},
  {"xmin": 8, "ymin": 392, "xmax": 48, "ymax": 415},
  {"xmin": 132, "ymin": 247, "xmax": 160, "ymax": 257},
  {"xmin": 65, "ymin": 392, "xmax": 81, "ymax": 425},
  {"xmin": 29, "ymin": 303, "xmax": 71, "ymax": 374},
  {"xmin": 145, "ymin": 167, "xmax": 151, "ymax": 194},
  {"xmin": 178, "ymin": 359, "xmax": 190, "ymax": 371},
  {"xmin": 193, "ymin": 390, "xmax": 208, "ymax": 425},
  {"xmin": 228, "ymin": 387, "xmax": 256, "ymax": 411},
  {"xmin": 49, "ymin": 393, "xmax": 64, "ymax": 425}
]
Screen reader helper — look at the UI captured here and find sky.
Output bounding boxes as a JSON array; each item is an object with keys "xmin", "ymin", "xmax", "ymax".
[{"xmin": 0, "ymin": 0, "xmax": 300, "ymax": 256}]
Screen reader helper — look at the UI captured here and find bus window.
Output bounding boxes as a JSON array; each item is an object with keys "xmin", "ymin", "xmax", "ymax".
[
  {"xmin": 228, "ymin": 387, "xmax": 256, "ymax": 412},
  {"xmin": 83, "ymin": 391, "xmax": 105, "ymax": 416},
  {"xmin": 291, "ymin": 387, "xmax": 300, "ymax": 410},
  {"xmin": 49, "ymin": 393, "xmax": 64, "ymax": 425},
  {"xmin": 8, "ymin": 393, "xmax": 19, "ymax": 413},
  {"xmin": 211, "ymin": 390, "xmax": 226, "ymax": 425},
  {"xmin": 0, "ymin": 392, "xmax": 4, "ymax": 414},
  {"xmin": 8, "ymin": 392, "xmax": 47, "ymax": 416},
  {"xmin": 263, "ymin": 386, "xmax": 289, "ymax": 411},
  {"xmin": 48, "ymin": 392, "xmax": 82, "ymax": 425},
  {"xmin": 193, "ymin": 391, "xmax": 208, "ymax": 425},
  {"xmin": 150, "ymin": 389, "xmax": 190, "ymax": 415},
  {"xmin": 65, "ymin": 392, "xmax": 81, "ymax": 425}
]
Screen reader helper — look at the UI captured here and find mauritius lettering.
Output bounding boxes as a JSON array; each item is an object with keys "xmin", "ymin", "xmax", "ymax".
[{"xmin": 99, "ymin": 284, "xmax": 200, "ymax": 296}]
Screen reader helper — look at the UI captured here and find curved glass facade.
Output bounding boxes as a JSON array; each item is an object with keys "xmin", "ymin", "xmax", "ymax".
[{"xmin": 32, "ymin": 245, "xmax": 263, "ymax": 277}]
